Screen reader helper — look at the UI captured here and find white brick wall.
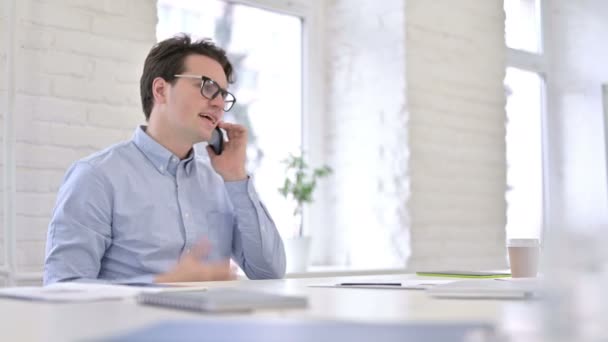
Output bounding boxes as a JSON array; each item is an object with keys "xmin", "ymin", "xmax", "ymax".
[
  {"xmin": 0, "ymin": 0, "xmax": 155, "ymax": 284},
  {"xmin": 325, "ymin": 1, "xmax": 508, "ymax": 270},
  {"xmin": 406, "ymin": 0, "xmax": 507, "ymax": 270},
  {"xmin": 544, "ymin": 0, "xmax": 608, "ymax": 231}
]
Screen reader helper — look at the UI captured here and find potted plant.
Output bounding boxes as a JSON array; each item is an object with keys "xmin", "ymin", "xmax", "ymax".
[{"xmin": 278, "ymin": 152, "xmax": 332, "ymax": 272}]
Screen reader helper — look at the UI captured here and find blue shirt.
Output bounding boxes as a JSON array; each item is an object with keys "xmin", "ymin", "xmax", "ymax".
[{"xmin": 44, "ymin": 126, "xmax": 286, "ymax": 285}]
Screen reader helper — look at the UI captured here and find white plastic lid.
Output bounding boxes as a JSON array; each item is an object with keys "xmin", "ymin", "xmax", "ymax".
[{"xmin": 507, "ymin": 238, "xmax": 540, "ymax": 247}]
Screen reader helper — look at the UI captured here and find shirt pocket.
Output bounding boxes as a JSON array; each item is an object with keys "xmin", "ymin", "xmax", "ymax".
[{"xmin": 205, "ymin": 211, "xmax": 234, "ymax": 260}]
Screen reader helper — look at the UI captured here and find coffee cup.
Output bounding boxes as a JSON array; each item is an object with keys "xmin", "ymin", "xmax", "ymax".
[{"xmin": 507, "ymin": 238, "xmax": 540, "ymax": 278}]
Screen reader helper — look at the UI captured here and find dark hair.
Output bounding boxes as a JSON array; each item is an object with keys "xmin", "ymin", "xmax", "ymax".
[{"xmin": 140, "ymin": 34, "xmax": 234, "ymax": 120}]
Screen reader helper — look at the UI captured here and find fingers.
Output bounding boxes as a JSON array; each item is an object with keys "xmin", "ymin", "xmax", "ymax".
[
  {"xmin": 217, "ymin": 121, "xmax": 247, "ymax": 140},
  {"xmin": 188, "ymin": 241, "xmax": 235, "ymax": 281},
  {"xmin": 166, "ymin": 239, "xmax": 238, "ymax": 282}
]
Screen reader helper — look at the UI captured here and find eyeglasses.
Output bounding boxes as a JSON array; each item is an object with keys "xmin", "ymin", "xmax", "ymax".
[{"xmin": 173, "ymin": 74, "xmax": 236, "ymax": 112}]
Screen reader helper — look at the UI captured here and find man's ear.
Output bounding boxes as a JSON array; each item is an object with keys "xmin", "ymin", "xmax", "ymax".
[{"xmin": 152, "ymin": 77, "xmax": 168, "ymax": 105}]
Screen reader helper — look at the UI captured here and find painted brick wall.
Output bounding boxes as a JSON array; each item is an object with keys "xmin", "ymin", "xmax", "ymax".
[
  {"xmin": 325, "ymin": 0, "xmax": 508, "ymax": 269},
  {"xmin": 0, "ymin": 0, "xmax": 156, "ymax": 281},
  {"xmin": 405, "ymin": 0, "xmax": 508, "ymax": 270}
]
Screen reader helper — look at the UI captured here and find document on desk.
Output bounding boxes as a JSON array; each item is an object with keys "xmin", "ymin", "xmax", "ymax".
[
  {"xmin": 308, "ymin": 279, "xmax": 456, "ymax": 290},
  {"xmin": 428, "ymin": 278, "xmax": 540, "ymax": 299},
  {"xmin": 0, "ymin": 282, "xmax": 179, "ymax": 302}
]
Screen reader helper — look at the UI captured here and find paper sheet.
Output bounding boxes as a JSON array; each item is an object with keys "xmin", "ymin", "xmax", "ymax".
[
  {"xmin": 0, "ymin": 282, "xmax": 171, "ymax": 302},
  {"xmin": 427, "ymin": 279, "xmax": 540, "ymax": 299}
]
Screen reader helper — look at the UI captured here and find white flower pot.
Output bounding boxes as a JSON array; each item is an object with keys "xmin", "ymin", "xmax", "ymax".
[{"xmin": 284, "ymin": 236, "xmax": 311, "ymax": 273}]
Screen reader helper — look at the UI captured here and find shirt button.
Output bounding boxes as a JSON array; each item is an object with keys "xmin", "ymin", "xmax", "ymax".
[
  {"xmin": 185, "ymin": 213, "xmax": 190, "ymax": 218},
  {"xmin": 171, "ymin": 157, "xmax": 178, "ymax": 163}
]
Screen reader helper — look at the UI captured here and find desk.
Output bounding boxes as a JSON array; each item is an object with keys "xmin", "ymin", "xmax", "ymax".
[{"xmin": 0, "ymin": 273, "xmax": 542, "ymax": 341}]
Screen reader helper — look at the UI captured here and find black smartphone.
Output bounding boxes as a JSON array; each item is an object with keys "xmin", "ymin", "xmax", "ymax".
[{"xmin": 209, "ymin": 127, "xmax": 225, "ymax": 155}]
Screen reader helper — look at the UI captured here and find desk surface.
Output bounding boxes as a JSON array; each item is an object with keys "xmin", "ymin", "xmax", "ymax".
[{"xmin": 0, "ymin": 273, "xmax": 542, "ymax": 341}]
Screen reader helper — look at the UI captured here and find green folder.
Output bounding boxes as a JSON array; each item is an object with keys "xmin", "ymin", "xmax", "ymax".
[{"xmin": 415, "ymin": 270, "xmax": 511, "ymax": 279}]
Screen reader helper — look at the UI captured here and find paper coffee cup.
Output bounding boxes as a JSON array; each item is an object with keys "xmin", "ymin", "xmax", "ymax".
[{"xmin": 507, "ymin": 238, "xmax": 540, "ymax": 278}]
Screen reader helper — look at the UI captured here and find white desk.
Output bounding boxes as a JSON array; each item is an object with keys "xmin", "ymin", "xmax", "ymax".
[{"xmin": 0, "ymin": 273, "xmax": 542, "ymax": 341}]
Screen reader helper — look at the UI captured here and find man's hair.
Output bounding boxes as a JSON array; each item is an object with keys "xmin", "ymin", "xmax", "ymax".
[{"xmin": 140, "ymin": 34, "xmax": 234, "ymax": 120}]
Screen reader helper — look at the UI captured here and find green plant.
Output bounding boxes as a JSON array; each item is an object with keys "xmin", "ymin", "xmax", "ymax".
[{"xmin": 278, "ymin": 152, "xmax": 332, "ymax": 236}]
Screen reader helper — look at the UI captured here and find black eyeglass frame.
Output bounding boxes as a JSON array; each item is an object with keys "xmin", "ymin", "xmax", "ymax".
[{"xmin": 174, "ymin": 74, "xmax": 236, "ymax": 112}]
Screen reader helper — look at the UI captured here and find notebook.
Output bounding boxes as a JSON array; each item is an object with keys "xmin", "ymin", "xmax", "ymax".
[
  {"xmin": 137, "ymin": 288, "xmax": 308, "ymax": 312},
  {"xmin": 427, "ymin": 279, "xmax": 539, "ymax": 299},
  {"xmin": 104, "ymin": 318, "xmax": 495, "ymax": 342},
  {"xmin": 416, "ymin": 270, "xmax": 511, "ymax": 278}
]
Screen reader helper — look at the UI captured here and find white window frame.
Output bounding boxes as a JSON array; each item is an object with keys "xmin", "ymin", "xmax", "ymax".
[{"xmin": 505, "ymin": 0, "xmax": 551, "ymax": 240}]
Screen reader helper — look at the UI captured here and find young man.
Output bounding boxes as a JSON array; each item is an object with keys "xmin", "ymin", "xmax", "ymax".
[{"xmin": 43, "ymin": 34, "xmax": 286, "ymax": 285}]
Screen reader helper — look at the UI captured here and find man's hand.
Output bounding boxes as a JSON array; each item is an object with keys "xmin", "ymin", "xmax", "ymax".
[
  {"xmin": 207, "ymin": 121, "xmax": 247, "ymax": 182},
  {"xmin": 154, "ymin": 240, "xmax": 236, "ymax": 283}
]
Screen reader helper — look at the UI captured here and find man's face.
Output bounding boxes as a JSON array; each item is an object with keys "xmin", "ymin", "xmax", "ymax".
[{"xmin": 164, "ymin": 54, "xmax": 228, "ymax": 144}]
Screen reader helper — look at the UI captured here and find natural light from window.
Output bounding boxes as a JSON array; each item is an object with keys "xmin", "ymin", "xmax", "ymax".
[
  {"xmin": 504, "ymin": 68, "xmax": 544, "ymax": 239},
  {"xmin": 504, "ymin": 0, "xmax": 541, "ymax": 53}
]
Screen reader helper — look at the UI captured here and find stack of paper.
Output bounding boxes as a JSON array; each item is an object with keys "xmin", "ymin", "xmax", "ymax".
[
  {"xmin": 427, "ymin": 279, "xmax": 540, "ymax": 299},
  {"xmin": 0, "ymin": 282, "xmax": 170, "ymax": 302}
]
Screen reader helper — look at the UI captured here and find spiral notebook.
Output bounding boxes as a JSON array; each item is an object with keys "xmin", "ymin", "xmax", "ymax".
[{"xmin": 137, "ymin": 288, "xmax": 308, "ymax": 313}]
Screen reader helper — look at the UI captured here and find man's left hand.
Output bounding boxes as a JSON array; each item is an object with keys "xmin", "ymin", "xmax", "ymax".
[{"xmin": 207, "ymin": 121, "xmax": 247, "ymax": 181}]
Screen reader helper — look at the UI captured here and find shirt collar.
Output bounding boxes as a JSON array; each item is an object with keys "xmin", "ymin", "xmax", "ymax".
[{"xmin": 132, "ymin": 126, "xmax": 194, "ymax": 176}]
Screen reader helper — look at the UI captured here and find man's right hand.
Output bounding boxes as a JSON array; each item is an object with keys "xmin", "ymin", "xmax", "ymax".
[{"xmin": 154, "ymin": 240, "xmax": 236, "ymax": 283}]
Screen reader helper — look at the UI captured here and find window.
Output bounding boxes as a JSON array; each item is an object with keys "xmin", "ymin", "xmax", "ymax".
[
  {"xmin": 504, "ymin": 0, "xmax": 546, "ymax": 239},
  {"xmin": 157, "ymin": 0, "xmax": 304, "ymax": 238},
  {"xmin": 504, "ymin": 0, "xmax": 542, "ymax": 53},
  {"xmin": 504, "ymin": 68, "xmax": 544, "ymax": 239}
]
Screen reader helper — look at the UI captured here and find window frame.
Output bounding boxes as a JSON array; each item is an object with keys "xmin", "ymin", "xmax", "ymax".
[
  {"xmin": 505, "ymin": 0, "xmax": 551, "ymax": 240},
  {"xmin": 169, "ymin": 0, "xmax": 327, "ymax": 237}
]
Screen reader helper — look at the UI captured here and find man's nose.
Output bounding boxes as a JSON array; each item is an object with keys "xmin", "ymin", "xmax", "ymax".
[{"xmin": 209, "ymin": 94, "xmax": 225, "ymax": 110}]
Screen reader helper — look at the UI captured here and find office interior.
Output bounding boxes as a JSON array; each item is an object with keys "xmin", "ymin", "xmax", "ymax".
[{"xmin": 0, "ymin": 0, "xmax": 607, "ymax": 341}]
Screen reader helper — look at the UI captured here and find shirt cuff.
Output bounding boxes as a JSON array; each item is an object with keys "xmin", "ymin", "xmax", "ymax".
[
  {"xmin": 225, "ymin": 176, "xmax": 260, "ymax": 204},
  {"xmin": 224, "ymin": 176, "xmax": 249, "ymax": 195}
]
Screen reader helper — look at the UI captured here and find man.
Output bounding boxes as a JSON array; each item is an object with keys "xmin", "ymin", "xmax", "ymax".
[{"xmin": 43, "ymin": 34, "xmax": 286, "ymax": 285}]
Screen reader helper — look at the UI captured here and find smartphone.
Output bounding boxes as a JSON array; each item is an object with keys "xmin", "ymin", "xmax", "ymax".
[{"xmin": 209, "ymin": 127, "xmax": 225, "ymax": 155}]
